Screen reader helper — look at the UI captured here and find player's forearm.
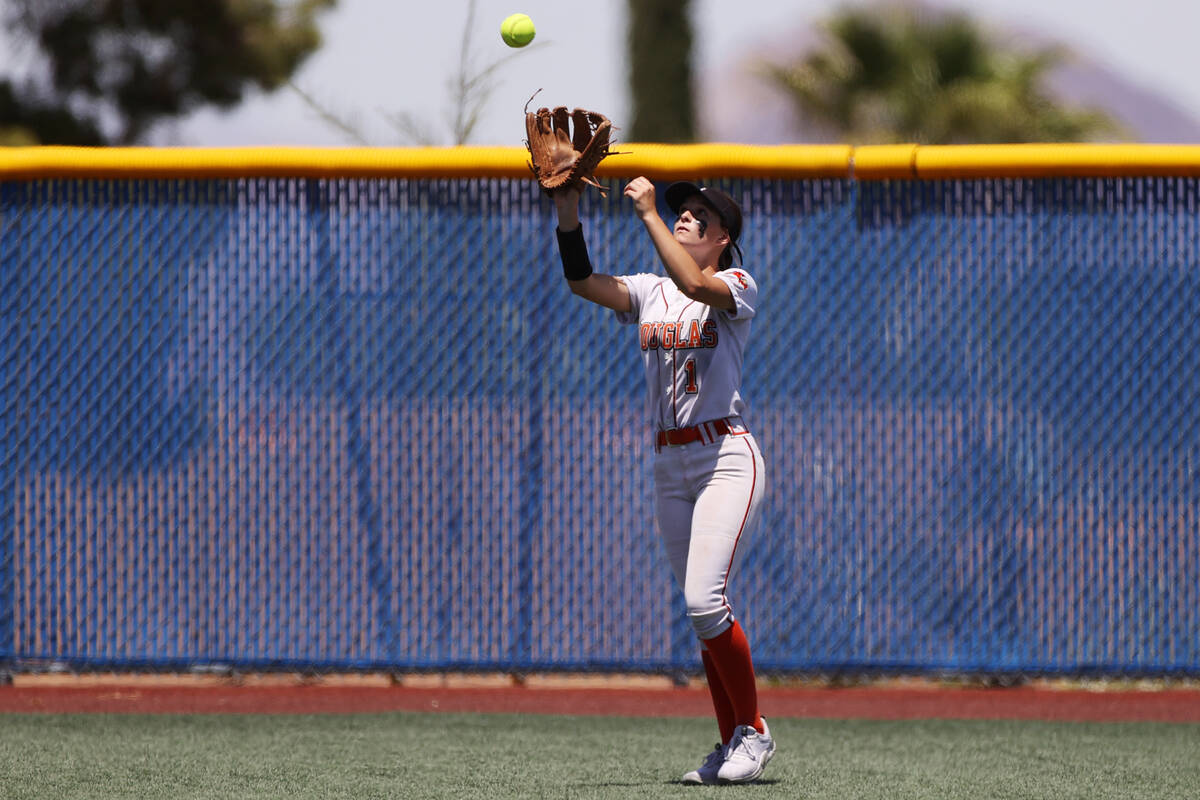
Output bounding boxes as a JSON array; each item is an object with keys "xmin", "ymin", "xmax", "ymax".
[
  {"xmin": 553, "ymin": 189, "xmax": 581, "ymax": 231},
  {"xmin": 642, "ymin": 215, "xmax": 707, "ymax": 295},
  {"xmin": 556, "ymin": 223, "xmax": 593, "ymax": 279}
]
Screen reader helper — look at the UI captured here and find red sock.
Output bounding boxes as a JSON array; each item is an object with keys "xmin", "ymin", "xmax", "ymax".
[
  {"xmin": 702, "ymin": 620, "xmax": 763, "ymax": 734},
  {"xmin": 700, "ymin": 648, "xmax": 736, "ymax": 744}
]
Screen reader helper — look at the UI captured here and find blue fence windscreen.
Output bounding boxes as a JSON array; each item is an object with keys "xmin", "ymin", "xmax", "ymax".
[{"xmin": 1, "ymin": 174, "xmax": 1197, "ymax": 675}]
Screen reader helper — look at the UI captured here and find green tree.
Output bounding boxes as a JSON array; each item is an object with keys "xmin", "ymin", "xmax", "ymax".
[
  {"xmin": 763, "ymin": 4, "xmax": 1119, "ymax": 144},
  {"xmin": 627, "ymin": 0, "xmax": 695, "ymax": 142},
  {"xmin": 0, "ymin": 0, "xmax": 335, "ymax": 145}
]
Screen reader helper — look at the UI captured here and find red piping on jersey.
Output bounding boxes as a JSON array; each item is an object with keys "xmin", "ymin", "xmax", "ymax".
[
  {"xmin": 655, "ymin": 280, "xmax": 671, "ymax": 430},
  {"xmin": 720, "ymin": 436, "xmax": 759, "ymax": 616},
  {"xmin": 671, "ymin": 299, "xmax": 698, "ymax": 429}
]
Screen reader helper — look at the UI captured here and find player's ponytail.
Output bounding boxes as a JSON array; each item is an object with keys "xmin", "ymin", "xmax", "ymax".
[{"xmin": 718, "ymin": 245, "xmax": 733, "ymax": 270}]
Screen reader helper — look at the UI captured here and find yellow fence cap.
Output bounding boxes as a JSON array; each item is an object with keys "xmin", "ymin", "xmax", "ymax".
[
  {"xmin": 8, "ymin": 143, "xmax": 1200, "ymax": 182},
  {"xmin": 598, "ymin": 143, "xmax": 852, "ymax": 180},
  {"xmin": 852, "ymin": 144, "xmax": 919, "ymax": 180},
  {"xmin": 913, "ymin": 144, "xmax": 1200, "ymax": 178},
  {"xmin": 0, "ymin": 146, "xmax": 531, "ymax": 180},
  {"xmin": 0, "ymin": 144, "xmax": 854, "ymax": 181}
]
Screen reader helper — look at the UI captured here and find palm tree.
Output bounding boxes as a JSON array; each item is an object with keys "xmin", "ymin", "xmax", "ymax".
[
  {"xmin": 762, "ymin": 4, "xmax": 1120, "ymax": 144},
  {"xmin": 628, "ymin": 0, "xmax": 696, "ymax": 142}
]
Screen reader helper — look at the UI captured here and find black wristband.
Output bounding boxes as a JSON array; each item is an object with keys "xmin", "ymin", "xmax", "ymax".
[{"xmin": 556, "ymin": 225, "xmax": 594, "ymax": 281}]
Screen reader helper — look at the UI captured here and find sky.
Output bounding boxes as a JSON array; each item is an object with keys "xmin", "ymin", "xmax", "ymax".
[{"xmin": 161, "ymin": 0, "xmax": 1200, "ymax": 148}]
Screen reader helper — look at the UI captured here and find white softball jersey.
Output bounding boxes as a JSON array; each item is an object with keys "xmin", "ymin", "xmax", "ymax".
[{"xmin": 615, "ymin": 268, "xmax": 758, "ymax": 432}]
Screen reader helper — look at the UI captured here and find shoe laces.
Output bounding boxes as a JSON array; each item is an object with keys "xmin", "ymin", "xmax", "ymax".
[{"xmin": 727, "ymin": 726, "xmax": 762, "ymax": 762}]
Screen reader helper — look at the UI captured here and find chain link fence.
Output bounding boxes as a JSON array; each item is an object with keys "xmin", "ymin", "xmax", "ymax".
[{"xmin": 1, "ymin": 173, "xmax": 1197, "ymax": 678}]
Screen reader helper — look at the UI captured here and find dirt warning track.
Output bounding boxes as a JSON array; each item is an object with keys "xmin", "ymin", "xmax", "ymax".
[{"xmin": 3, "ymin": 683, "xmax": 1199, "ymax": 722}]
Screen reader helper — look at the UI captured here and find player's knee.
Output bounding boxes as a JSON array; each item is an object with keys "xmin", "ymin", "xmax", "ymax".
[{"xmin": 687, "ymin": 605, "xmax": 733, "ymax": 641}]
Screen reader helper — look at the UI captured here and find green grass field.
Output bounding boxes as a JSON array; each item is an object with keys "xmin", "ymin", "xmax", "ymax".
[{"xmin": 2, "ymin": 712, "xmax": 1197, "ymax": 799}]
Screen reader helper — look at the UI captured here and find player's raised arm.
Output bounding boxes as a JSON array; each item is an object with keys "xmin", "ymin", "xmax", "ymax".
[
  {"xmin": 552, "ymin": 187, "xmax": 631, "ymax": 312},
  {"xmin": 624, "ymin": 177, "xmax": 736, "ymax": 312}
]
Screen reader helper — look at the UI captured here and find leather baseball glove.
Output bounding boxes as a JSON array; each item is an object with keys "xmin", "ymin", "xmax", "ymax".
[{"xmin": 525, "ymin": 105, "xmax": 616, "ymax": 196}]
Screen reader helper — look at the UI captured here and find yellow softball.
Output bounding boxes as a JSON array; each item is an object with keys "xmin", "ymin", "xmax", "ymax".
[{"xmin": 501, "ymin": 13, "xmax": 536, "ymax": 48}]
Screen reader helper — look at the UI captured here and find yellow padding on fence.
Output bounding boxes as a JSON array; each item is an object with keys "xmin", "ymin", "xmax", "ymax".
[
  {"xmin": 596, "ymin": 143, "xmax": 854, "ymax": 179},
  {"xmin": 851, "ymin": 144, "xmax": 919, "ymax": 180},
  {"xmin": 0, "ymin": 146, "xmax": 529, "ymax": 180},
  {"xmin": 854, "ymin": 143, "xmax": 1200, "ymax": 180},
  {"xmin": 917, "ymin": 144, "xmax": 1200, "ymax": 178},
  {"xmin": 0, "ymin": 144, "xmax": 853, "ymax": 181},
  {"xmin": 7, "ymin": 143, "xmax": 1200, "ymax": 181}
]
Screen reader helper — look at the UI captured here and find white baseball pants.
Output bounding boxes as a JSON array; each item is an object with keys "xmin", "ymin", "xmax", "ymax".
[{"xmin": 653, "ymin": 428, "xmax": 766, "ymax": 640}]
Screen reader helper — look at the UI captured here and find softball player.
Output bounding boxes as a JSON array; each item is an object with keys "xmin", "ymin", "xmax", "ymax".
[{"xmin": 550, "ymin": 177, "xmax": 774, "ymax": 784}]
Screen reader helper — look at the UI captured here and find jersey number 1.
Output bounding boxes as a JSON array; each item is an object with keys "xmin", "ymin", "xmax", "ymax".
[{"xmin": 683, "ymin": 358, "xmax": 698, "ymax": 394}]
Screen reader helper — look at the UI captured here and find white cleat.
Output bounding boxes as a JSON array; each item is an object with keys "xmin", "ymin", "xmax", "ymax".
[
  {"xmin": 681, "ymin": 742, "xmax": 725, "ymax": 785},
  {"xmin": 717, "ymin": 718, "xmax": 775, "ymax": 784}
]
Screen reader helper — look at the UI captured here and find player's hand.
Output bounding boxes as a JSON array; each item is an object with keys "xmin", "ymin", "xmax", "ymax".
[{"xmin": 623, "ymin": 177, "xmax": 657, "ymax": 220}]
